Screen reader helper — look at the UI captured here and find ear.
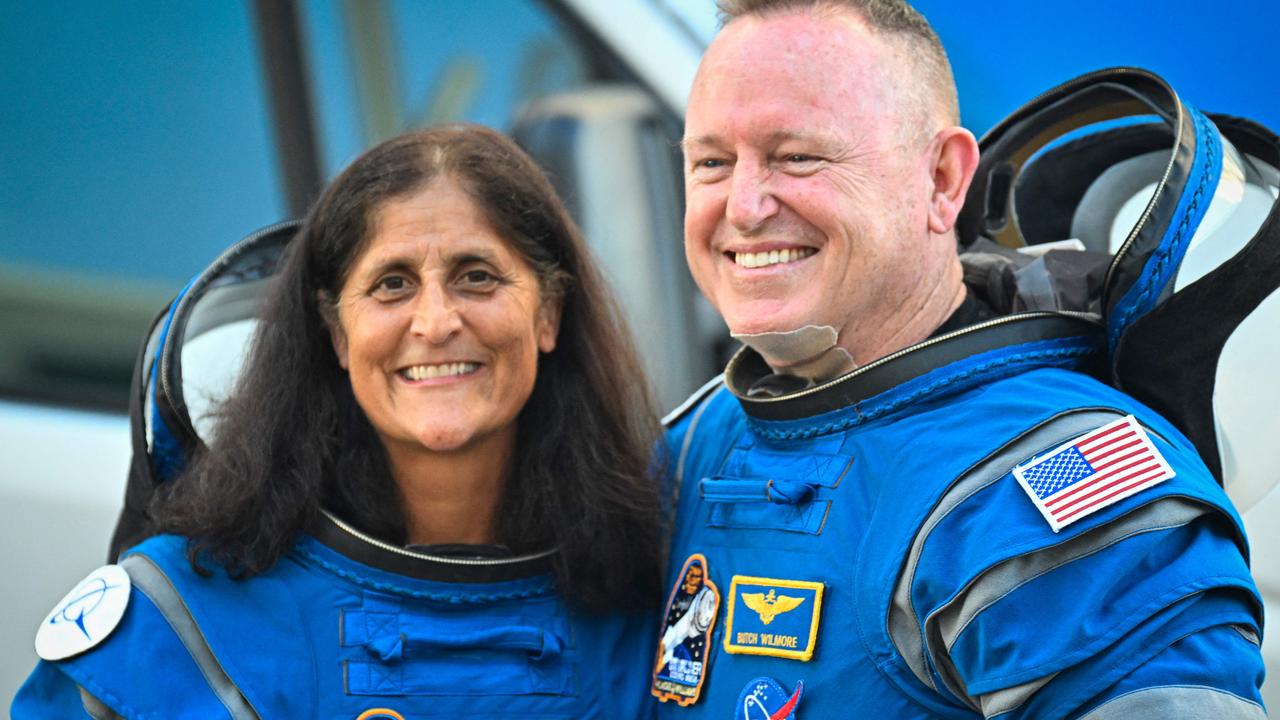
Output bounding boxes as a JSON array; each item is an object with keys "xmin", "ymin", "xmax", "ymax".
[
  {"xmin": 319, "ymin": 292, "xmax": 350, "ymax": 370},
  {"xmin": 536, "ymin": 294, "xmax": 563, "ymax": 354},
  {"xmin": 926, "ymin": 126, "xmax": 980, "ymax": 235}
]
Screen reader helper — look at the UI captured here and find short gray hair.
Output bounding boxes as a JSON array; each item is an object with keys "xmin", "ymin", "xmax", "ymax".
[{"xmin": 716, "ymin": 0, "xmax": 960, "ymax": 128}]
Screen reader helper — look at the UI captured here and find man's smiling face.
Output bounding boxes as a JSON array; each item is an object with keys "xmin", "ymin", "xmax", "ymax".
[{"xmin": 682, "ymin": 10, "xmax": 947, "ymax": 366}]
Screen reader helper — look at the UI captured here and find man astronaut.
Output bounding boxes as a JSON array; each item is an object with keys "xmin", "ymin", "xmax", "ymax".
[{"xmin": 651, "ymin": 0, "xmax": 1267, "ymax": 717}]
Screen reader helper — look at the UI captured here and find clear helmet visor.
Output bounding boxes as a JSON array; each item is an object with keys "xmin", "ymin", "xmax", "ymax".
[{"xmin": 1072, "ymin": 127, "xmax": 1280, "ymax": 511}]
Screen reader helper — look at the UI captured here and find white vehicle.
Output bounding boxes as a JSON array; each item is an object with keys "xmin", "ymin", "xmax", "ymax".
[{"xmin": 3, "ymin": 0, "xmax": 1277, "ymax": 709}]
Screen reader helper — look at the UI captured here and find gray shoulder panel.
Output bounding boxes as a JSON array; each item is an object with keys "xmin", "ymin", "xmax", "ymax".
[
  {"xmin": 1078, "ymin": 686, "xmax": 1266, "ymax": 720},
  {"xmin": 78, "ymin": 686, "xmax": 124, "ymax": 720},
  {"xmin": 671, "ymin": 380, "xmax": 728, "ymax": 509},
  {"xmin": 933, "ymin": 498, "xmax": 1208, "ymax": 713},
  {"xmin": 662, "ymin": 373, "xmax": 725, "ymax": 428},
  {"xmin": 887, "ymin": 408, "xmax": 1128, "ymax": 701},
  {"xmin": 977, "ymin": 673, "xmax": 1056, "ymax": 718},
  {"xmin": 120, "ymin": 554, "xmax": 259, "ymax": 720}
]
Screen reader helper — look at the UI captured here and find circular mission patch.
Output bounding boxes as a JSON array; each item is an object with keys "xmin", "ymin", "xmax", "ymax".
[{"xmin": 35, "ymin": 564, "xmax": 131, "ymax": 661}]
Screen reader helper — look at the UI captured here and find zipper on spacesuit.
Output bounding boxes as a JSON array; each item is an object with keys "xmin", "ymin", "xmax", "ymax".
[
  {"xmin": 732, "ymin": 311, "xmax": 1102, "ymax": 405},
  {"xmin": 320, "ymin": 509, "xmax": 558, "ymax": 567}
]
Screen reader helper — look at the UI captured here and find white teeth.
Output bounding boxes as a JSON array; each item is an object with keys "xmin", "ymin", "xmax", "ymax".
[
  {"xmin": 403, "ymin": 362, "xmax": 478, "ymax": 381},
  {"xmin": 733, "ymin": 247, "xmax": 815, "ymax": 268}
]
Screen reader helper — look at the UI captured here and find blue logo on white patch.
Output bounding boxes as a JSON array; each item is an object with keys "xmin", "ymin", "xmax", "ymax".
[
  {"xmin": 736, "ymin": 677, "xmax": 803, "ymax": 720},
  {"xmin": 35, "ymin": 564, "xmax": 131, "ymax": 661}
]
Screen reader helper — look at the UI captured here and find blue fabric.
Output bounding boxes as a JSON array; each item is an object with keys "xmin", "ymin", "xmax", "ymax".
[
  {"xmin": 657, "ymin": 357, "xmax": 1263, "ymax": 719},
  {"xmin": 147, "ymin": 275, "xmax": 196, "ymax": 483},
  {"xmin": 945, "ymin": 518, "xmax": 1258, "ymax": 694},
  {"xmin": 12, "ymin": 534, "xmax": 657, "ymax": 719},
  {"xmin": 13, "ymin": 583, "xmax": 230, "ymax": 719},
  {"xmin": 12, "ymin": 662, "xmax": 96, "ymax": 719},
  {"xmin": 989, "ymin": 611, "xmax": 1267, "ymax": 719},
  {"xmin": 1108, "ymin": 105, "xmax": 1222, "ymax": 349}
]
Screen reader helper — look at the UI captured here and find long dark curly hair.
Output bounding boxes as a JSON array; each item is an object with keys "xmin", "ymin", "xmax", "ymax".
[{"xmin": 152, "ymin": 124, "xmax": 664, "ymax": 610}]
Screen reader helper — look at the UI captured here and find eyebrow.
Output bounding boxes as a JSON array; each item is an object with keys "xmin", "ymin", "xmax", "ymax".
[
  {"xmin": 681, "ymin": 130, "xmax": 839, "ymax": 152},
  {"xmin": 449, "ymin": 250, "xmax": 501, "ymax": 267},
  {"xmin": 357, "ymin": 246, "xmax": 502, "ymax": 277}
]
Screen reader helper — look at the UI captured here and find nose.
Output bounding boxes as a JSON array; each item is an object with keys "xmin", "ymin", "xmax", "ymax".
[
  {"xmin": 410, "ymin": 281, "xmax": 462, "ymax": 344},
  {"xmin": 725, "ymin": 162, "xmax": 779, "ymax": 234}
]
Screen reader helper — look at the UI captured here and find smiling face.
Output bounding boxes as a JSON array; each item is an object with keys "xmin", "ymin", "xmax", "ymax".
[
  {"xmin": 329, "ymin": 177, "xmax": 559, "ymax": 466},
  {"xmin": 683, "ymin": 10, "xmax": 962, "ymax": 365}
]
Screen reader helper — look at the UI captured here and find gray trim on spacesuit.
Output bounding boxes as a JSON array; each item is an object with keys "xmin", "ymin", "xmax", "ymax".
[
  {"xmin": 935, "ymin": 498, "xmax": 1207, "ymax": 653},
  {"xmin": 662, "ymin": 374, "xmax": 725, "ymax": 428},
  {"xmin": 976, "ymin": 673, "xmax": 1058, "ymax": 717},
  {"xmin": 1077, "ymin": 685, "xmax": 1267, "ymax": 719},
  {"xmin": 939, "ymin": 498, "xmax": 1208, "ymax": 715},
  {"xmin": 77, "ymin": 686, "xmax": 123, "ymax": 720},
  {"xmin": 671, "ymin": 381, "xmax": 726, "ymax": 505},
  {"xmin": 1235, "ymin": 624, "xmax": 1262, "ymax": 646},
  {"xmin": 120, "ymin": 554, "xmax": 260, "ymax": 720},
  {"xmin": 887, "ymin": 408, "xmax": 1128, "ymax": 696}
]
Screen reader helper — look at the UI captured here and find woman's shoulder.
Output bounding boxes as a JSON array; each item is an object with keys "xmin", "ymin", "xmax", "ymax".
[
  {"xmin": 118, "ymin": 532, "xmax": 190, "ymax": 572},
  {"xmin": 20, "ymin": 534, "xmax": 319, "ymax": 719},
  {"xmin": 20, "ymin": 542, "xmax": 257, "ymax": 718}
]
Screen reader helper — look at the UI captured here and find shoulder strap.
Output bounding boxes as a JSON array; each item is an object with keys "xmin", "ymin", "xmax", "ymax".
[{"xmin": 120, "ymin": 554, "xmax": 260, "ymax": 720}]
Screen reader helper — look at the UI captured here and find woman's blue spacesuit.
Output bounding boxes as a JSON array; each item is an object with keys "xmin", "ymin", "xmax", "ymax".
[{"xmin": 15, "ymin": 512, "xmax": 656, "ymax": 719}]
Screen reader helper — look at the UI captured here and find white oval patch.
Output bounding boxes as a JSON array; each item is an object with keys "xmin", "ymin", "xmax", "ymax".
[{"xmin": 35, "ymin": 564, "xmax": 131, "ymax": 661}]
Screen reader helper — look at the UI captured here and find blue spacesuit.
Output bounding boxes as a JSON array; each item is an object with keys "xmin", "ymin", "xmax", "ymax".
[
  {"xmin": 653, "ymin": 313, "xmax": 1266, "ymax": 719},
  {"xmin": 15, "ymin": 511, "xmax": 656, "ymax": 719}
]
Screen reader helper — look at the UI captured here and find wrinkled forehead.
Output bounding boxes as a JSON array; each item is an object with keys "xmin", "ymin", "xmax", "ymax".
[{"xmin": 688, "ymin": 10, "xmax": 902, "ymax": 132}]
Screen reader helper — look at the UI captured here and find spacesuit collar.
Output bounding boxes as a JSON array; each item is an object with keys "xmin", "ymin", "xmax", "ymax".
[
  {"xmin": 309, "ymin": 509, "xmax": 557, "ymax": 583},
  {"xmin": 725, "ymin": 311, "xmax": 1103, "ymax": 422}
]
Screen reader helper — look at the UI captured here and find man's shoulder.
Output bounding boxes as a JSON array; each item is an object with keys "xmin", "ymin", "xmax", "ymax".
[
  {"xmin": 960, "ymin": 364, "xmax": 1124, "ymax": 409},
  {"xmin": 662, "ymin": 373, "xmax": 728, "ymax": 430},
  {"xmin": 890, "ymin": 389, "xmax": 1260, "ymax": 712},
  {"xmin": 662, "ymin": 373, "xmax": 743, "ymax": 452}
]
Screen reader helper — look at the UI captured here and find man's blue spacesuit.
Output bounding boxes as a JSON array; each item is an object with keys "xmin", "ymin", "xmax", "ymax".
[
  {"xmin": 14, "ymin": 512, "xmax": 656, "ymax": 719},
  {"xmin": 653, "ymin": 312, "xmax": 1266, "ymax": 719}
]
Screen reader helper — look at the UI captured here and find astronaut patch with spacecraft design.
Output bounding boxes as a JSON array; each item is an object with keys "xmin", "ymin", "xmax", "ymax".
[
  {"xmin": 724, "ymin": 575, "xmax": 824, "ymax": 662},
  {"xmin": 652, "ymin": 553, "xmax": 720, "ymax": 706}
]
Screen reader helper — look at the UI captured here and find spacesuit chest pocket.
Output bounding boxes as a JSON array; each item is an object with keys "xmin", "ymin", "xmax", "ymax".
[
  {"xmin": 342, "ymin": 598, "xmax": 572, "ymax": 697},
  {"xmin": 700, "ymin": 440, "xmax": 853, "ymax": 535}
]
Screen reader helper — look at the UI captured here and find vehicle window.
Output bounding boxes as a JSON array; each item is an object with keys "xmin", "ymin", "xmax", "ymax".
[
  {"xmin": 1, "ymin": 1, "xmax": 285, "ymax": 410},
  {"xmin": 302, "ymin": 0, "xmax": 603, "ymax": 178},
  {"xmin": 0, "ymin": 0, "xmax": 656, "ymax": 412}
]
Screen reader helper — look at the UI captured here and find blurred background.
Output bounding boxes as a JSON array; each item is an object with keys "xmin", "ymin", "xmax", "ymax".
[{"xmin": 3, "ymin": 0, "xmax": 1278, "ymax": 708}]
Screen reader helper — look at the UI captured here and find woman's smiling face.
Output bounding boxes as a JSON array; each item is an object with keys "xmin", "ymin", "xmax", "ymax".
[{"xmin": 329, "ymin": 177, "xmax": 560, "ymax": 463}]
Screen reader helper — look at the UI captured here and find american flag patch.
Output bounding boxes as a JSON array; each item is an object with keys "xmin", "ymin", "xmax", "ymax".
[{"xmin": 1013, "ymin": 415, "xmax": 1175, "ymax": 532}]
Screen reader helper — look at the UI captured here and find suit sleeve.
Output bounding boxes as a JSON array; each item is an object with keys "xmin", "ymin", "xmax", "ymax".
[
  {"xmin": 903, "ymin": 418, "xmax": 1265, "ymax": 719},
  {"xmin": 11, "ymin": 661, "xmax": 112, "ymax": 719},
  {"xmin": 969, "ymin": 518, "xmax": 1267, "ymax": 719}
]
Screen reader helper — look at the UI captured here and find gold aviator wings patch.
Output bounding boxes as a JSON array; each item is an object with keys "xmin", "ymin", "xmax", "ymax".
[{"xmin": 741, "ymin": 589, "xmax": 805, "ymax": 625}]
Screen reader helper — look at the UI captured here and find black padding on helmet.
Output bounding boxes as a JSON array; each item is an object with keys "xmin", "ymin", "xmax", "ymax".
[
  {"xmin": 109, "ymin": 220, "xmax": 302, "ymax": 560},
  {"xmin": 1115, "ymin": 117, "xmax": 1280, "ymax": 482}
]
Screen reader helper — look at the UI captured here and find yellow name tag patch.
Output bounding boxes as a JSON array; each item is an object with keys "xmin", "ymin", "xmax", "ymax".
[{"xmin": 724, "ymin": 575, "xmax": 823, "ymax": 662}]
